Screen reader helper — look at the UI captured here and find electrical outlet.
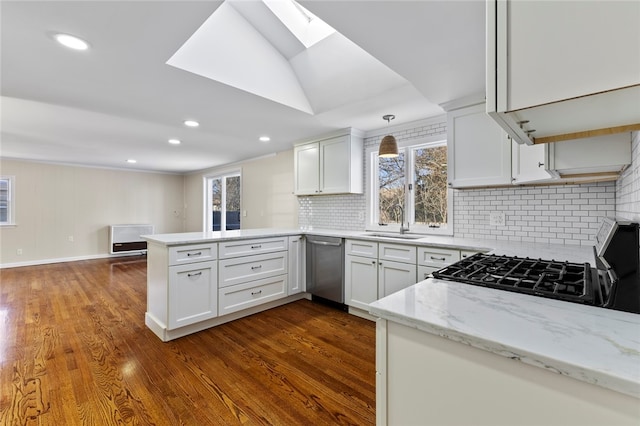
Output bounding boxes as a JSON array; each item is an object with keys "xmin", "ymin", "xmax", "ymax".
[
  {"xmin": 489, "ymin": 211, "xmax": 506, "ymax": 227},
  {"xmin": 17, "ymin": 248, "xmax": 23, "ymax": 255}
]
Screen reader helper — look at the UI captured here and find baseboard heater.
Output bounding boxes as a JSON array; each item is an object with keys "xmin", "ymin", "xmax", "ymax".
[{"xmin": 110, "ymin": 224, "xmax": 154, "ymax": 254}]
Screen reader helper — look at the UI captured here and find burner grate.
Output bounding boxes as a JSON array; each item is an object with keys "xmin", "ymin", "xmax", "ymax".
[{"xmin": 432, "ymin": 253, "xmax": 594, "ymax": 305}]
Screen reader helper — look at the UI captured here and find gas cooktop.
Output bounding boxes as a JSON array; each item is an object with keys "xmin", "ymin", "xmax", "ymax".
[{"xmin": 432, "ymin": 253, "xmax": 595, "ymax": 305}]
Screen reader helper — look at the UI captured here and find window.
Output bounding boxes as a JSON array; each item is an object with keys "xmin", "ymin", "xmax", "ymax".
[
  {"xmin": 205, "ymin": 171, "xmax": 241, "ymax": 232},
  {"xmin": 368, "ymin": 138, "xmax": 452, "ymax": 235},
  {"xmin": 0, "ymin": 176, "xmax": 15, "ymax": 226}
]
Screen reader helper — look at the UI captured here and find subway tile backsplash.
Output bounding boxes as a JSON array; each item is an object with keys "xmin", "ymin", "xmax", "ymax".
[
  {"xmin": 453, "ymin": 183, "xmax": 616, "ymax": 246},
  {"xmin": 297, "ymin": 122, "xmax": 633, "ymax": 246}
]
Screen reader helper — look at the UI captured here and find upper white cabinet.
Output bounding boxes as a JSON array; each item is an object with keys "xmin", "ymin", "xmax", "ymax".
[
  {"xmin": 447, "ymin": 103, "xmax": 512, "ymax": 188},
  {"xmin": 513, "ymin": 133, "xmax": 631, "ymax": 184},
  {"xmin": 294, "ymin": 128, "xmax": 364, "ymax": 195},
  {"xmin": 487, "ymin": 0, "xmax": 640, "ymax": 145}
]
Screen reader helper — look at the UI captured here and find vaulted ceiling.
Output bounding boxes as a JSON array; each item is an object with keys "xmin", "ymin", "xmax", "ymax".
[{"xmin": 0, "ymin": 1, "xmax": 485, "ymax": 173}]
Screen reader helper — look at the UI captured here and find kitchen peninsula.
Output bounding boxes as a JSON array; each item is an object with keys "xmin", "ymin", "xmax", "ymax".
[{"xmin": 143, "ymin": 228, "xmax": 640, "ymax": 426}]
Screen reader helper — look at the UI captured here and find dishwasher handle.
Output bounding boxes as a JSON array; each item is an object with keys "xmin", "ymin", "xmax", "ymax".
[{"xmin": 308, "ymin": 240, "xmax": 342, "ymax": 247}]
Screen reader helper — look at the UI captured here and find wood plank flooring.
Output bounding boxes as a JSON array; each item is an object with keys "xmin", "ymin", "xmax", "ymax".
[{"xmin": 0, "ymin": 257, "xmax": 376, "ymax": 425}]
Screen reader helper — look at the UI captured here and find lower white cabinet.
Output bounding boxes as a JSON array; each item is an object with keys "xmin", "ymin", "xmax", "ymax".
[
  {"xmin": 218, "ymin": 275, "xmax": 288, "ymax": 316},
  {"xmin": 378, "ymin": 260, "xmax": 417, "ymax": 299},
  {"xmin": 345, "ymin": 254, "xmax": 378, "ymax": 311},
  {"xmin": 288, "ymin": 235, "xmax": 305, "ymax": 295},
  {"xmin": 168, "ymin": 260, "xmax": 218, "ymax": 330},
  {"xmin": 345, "ymin": 240, "xmax": 418, "ymax": 310}
]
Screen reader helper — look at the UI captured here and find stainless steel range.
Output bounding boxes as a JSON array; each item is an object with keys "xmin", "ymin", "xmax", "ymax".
[{"xmin": 433, "ymin": 218, "xmax": 640, "ymax": 314}]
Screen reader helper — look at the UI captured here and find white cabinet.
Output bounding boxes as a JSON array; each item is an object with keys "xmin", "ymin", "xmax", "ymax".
[
  {"xmin": 154, "ymin": 242, "xmax": 219, "ymax": 331},
  {"xmin": 487, "ymin": 0, "xmax": 640, "ymax": 145},
  {"xmin": 293, "ymin": 129, "xmax": 364, "ymax": 195},
  {"xmin": 345, "ymin": 240, "xmax": 417, "ymax": 309},
  {"xmin": 288, "ymin": 235, "xmax": 305, "ymax": 295},
  {"xmin": 218, "ymin": 237, "xmax": 289, "ymax": 314},
  {"xmin": 417, "ymin": 246, "xmax": 462, "ymax": 281},
  {"xmin": 345, "ymin": 253, "xmax": 378, "ymax": 311},
  {"xmin": 168, "ymin": 261, "xmax": 218, "ymax": 330},
  {"xmin": 513, "ymin": 133, "xmax": 631, "ymax": 184},
  {"xmin": 447, "ymin": 103, "xmax": 512, "ymax": 188},
  {"xmin": 378, "ymin": 260, "xmax": 416, "ymax": 299}
]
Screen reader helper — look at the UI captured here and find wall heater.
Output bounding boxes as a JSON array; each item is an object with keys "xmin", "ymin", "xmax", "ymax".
[{"xmin": 109, "ymin": 224, "xmax": 154, "ymax": 254}]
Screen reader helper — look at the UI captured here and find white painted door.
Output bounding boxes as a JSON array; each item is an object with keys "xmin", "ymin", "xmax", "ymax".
[
  {"xmin": 294, "ymin": 142, "xmax": 320, "ymax": 195},
  {"xmin": 320, "ymin": 135, "xmax": 350, "ymax": 193},
  {"xmin": 378, "ymin": 260, "xmax": 417, "ymax": 298},
  {"xmin": 168, "ymin": 261, "xmax": 218, "ymax": 329},
  {"xmin": 288, "ymin": 236, "xmax": 305, "ymax": 295},
  {"xmin": 511, "ymin": 140, "xmax": 554, "ymax": 184}
]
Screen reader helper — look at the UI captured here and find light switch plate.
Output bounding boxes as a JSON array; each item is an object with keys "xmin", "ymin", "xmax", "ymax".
[{"xmin": 489, "ymin": 211, "xmax": 506, "ymax": 227}]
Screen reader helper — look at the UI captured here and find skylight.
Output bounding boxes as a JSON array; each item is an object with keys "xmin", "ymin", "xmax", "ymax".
[{"xmin": 262, "ymin": 0, "xmax": 335, "ymax": 48}]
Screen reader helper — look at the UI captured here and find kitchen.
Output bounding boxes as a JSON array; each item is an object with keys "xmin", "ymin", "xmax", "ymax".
[{"xmin": 1, "ymin": 1, "xmax": 640, "ymax": 425}]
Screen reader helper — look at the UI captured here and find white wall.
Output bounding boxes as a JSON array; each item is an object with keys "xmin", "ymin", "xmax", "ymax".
[
  {"xmin": 616, "ymin": 131, "xmax": 640, "ymax": 221},
  {"xmin": 0, "ymin": 159, "xmax": 185, "ymax": 266},
  {"xmin": 183, "ymin": 150, "xmax": 298, "ymax": 232}
]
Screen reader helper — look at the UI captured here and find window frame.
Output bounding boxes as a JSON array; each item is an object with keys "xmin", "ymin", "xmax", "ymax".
[
  {"xmin": 366, "ymin": 136, "xmax": 453, "ymax": 236},
  {"xmin": 203, "ymin": 169, "xmax": 242, "ymax": 232},
  {"xmin": 0, "ymin": 176, "xmax": 16, "ymax": 227}
]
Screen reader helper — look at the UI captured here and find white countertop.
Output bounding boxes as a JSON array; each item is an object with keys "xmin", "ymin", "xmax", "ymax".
[{"xmin": 369, "ymin": 278, "xmax": 640, "ymax": 398}]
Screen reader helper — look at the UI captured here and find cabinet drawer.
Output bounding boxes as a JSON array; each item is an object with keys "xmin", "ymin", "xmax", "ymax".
[
  {"xmin": 417, "ymin": 247, "xmax": 461, "ymax": 267},
  {"xmin": 461, "ymin": 250, "xmax": 480, "ymax": 260},
  {"xmin": 168, "ymin": 261, "xmax": 218, "ymax": 330},
  {"xmin": 418, "ymin": 265, "xmax": 439, "ymax": 281},
  {"xmin": 219, "ymin": 252, "xmax": 288, "ymax": 288},
  {"xmin": 346, "ymin": 239, "xmax": 378, "ymax": 257},
  {"xmin": 218, "ymin": 275, "xmax": 287, "ymax": 316},
  {"xmin": 219, "ymin": 237, "xmax": 287, "ymax": 259},
  {"xmin": 168, "ymin": 243, "xmax": 217, "ymax": 266},
  {"xmin": 379, "ymin": 243, "xmax": 416, "ymax": 264}
]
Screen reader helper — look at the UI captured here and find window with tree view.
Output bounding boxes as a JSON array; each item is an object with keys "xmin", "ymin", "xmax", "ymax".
[
  {"xmin": 206, "ymin": 172, "xmax": 241, "ymax": 231},
  {"xmin": 372, "ymin": 139, "xmax": 451, "ymax": 235}
]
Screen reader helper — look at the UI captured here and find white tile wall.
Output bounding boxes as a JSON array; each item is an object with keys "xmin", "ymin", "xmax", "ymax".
[
  {"xmin": 453, "ymin": 182, "xmax": 616, "ymax": 246},
  {"xmin": 298, "ymin": 122, "xmax": 625, "ymax": 246},
  {"xmin": 616, "ymin": 131, "xmax": 640, "ymax": 221}
]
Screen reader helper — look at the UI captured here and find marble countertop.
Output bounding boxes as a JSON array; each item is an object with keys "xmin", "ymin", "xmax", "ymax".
[
  {"xmin": 369, "ymin": 278, "xmax": 640, "ymax": 398},
  {"xmin": 143, "ymin": 228, "xmax": 595, "ymax": 264}
]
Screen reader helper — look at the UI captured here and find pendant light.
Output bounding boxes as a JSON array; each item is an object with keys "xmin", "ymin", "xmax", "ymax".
[{"xmin": 378, "ymin": 114, "xmax": 398, "ymax": 158}]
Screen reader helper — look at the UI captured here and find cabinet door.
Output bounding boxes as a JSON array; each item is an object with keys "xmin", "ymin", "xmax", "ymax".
[
  {"xmin": 294, "ymin": 143, "xmax": 320, "ymax": 195},
  {"xmin": 345, "ymin": 254, "xmax": 378, "ymax": 311},
  {"xmin": 418, "ymin": 266, "xmax": 438, "ymax": 282},
  {"xmin": 288, "ymin": 236, "xmax": 305, "ymax": 295},
  {"xmin": 511, "ymin": 140, "xmax": 555, "ymax": 184},
  {"xmin": 506, "ymin": 1, "xmax": 640, "ymax": 111},
  {"xmin": 320, "ymin": 135, "xmax": 351, "ymax": 194},
  {"xmin": 168, "ymin": 261, "xmax": 217, "ymax": 330},
  {"xmin": 379, "ymin": 243, "xmax": 417, "ymax": 264},
  {"xmin": 378, "ymin": 260, "xmax": 417, "ymax": 298},
  {"xmin": 448, "ymin": 104, "xmax": 512, "ymax": 188}
]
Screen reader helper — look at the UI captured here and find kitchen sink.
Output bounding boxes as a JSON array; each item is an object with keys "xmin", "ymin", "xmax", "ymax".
[{"xmin": 364, "ymin": 233, "xmax": 425, "ymax": 240}]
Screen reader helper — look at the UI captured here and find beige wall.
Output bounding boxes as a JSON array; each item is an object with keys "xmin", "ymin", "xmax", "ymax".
[
  {"xmin": 184, "ymin": 150, "xmax": 298, "ymax": 231},
  {"xmin": 0, "ymin": 159, "xmax": 185, "ymax": 266}
]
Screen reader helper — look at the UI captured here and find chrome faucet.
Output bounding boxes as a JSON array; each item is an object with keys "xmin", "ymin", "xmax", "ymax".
[{"xmin": 395, "ymin": 205, "xmax": 410, "ymax": 234}]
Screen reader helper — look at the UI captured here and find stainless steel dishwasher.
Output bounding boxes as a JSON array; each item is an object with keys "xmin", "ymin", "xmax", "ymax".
[{"xmin": 306, "ymin": 235, "xmax": 345, "ymax": 307}]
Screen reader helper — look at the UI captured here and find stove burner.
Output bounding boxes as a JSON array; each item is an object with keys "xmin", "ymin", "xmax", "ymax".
[{"xmin": 432, "ymin": 253, "xmax": 594, "ymax": 305}]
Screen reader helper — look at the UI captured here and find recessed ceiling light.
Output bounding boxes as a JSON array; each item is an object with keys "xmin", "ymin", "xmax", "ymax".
[
  {"xmin": 168, "ymin": 139, "xmax": 181, "ymax": 145},
  {"xmin": 184, "ymin": 120, "xmax": 199, "ymax": 127},
  {"xmin": 53, "ymin": 33, "xmax": 90, "ymax": 51},
  {"xmin": 126, "ymin": 159, "xmax": 137, "ymax": 164},
  {"xmin": 259, "ymin": 136, "xmax": 271, "ymax": 142}
]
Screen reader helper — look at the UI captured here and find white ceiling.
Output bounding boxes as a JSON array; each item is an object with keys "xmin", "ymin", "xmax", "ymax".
[{"xmin": 0, "ymin": 1, "xmax": 485, "ymax": 173}]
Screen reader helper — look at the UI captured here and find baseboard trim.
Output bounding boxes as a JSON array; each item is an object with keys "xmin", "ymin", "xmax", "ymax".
[{"xmin": 0, "ymin": 251, "xmax": 147, "ymax": 269}]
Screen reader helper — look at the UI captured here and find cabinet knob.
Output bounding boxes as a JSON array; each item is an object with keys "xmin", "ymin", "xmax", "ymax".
[
  {"xmin": 251, "ymin": 290, "xmax": 262, "ymax": 296},
  {"xmin": 538, "ymin": 162, "xmax": 544, "ymax": 168},
  {"xmin": 187, "ymin": 251, "xmax": 202, "ymax": 257},
  {"xmin": 251, "ymin": 265, "xmax": 262, "ymax": 270},
  {"xmin": 187, "ymin": 272, "xmax": 203, "ymax": 278}
]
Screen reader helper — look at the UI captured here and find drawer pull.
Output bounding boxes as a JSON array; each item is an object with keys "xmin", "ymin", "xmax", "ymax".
[
  {"xmin": 251, "ymin": 290, "xmax": 262, "ymax": 296},
  {"xmin": 251, "ymin": 245, "xmax": 262, "ymax": 249},
  {"xmin": 187, "ymin": 252, "xmax": 202, "ymax": 257},
  {"xmin": 430, "ymin": 256, "xmax": 446, "ymax": 261},
  {"xmin": 251, "ymin": 265, "xmax": 263, "ymax": 270},
  {"xmin": 187, "ymin": 272, "xmax": 202, "ymax": 277}
]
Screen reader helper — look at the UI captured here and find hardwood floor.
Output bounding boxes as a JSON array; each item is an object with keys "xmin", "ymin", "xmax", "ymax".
[{"xmin": 0, "ymin": 257, "xmax": 376, "ymax": 425}]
